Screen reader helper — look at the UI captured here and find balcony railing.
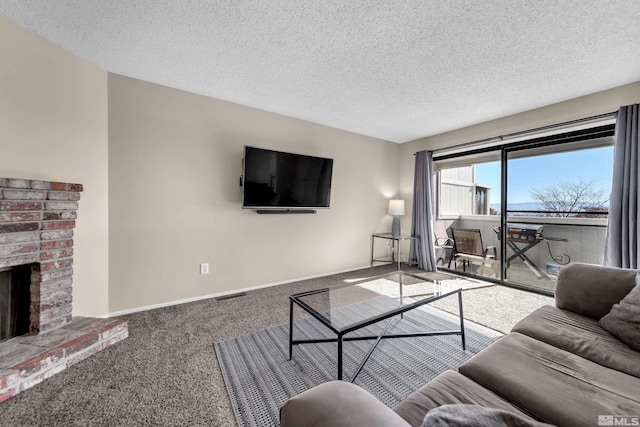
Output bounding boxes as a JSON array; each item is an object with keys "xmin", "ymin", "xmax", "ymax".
[
  {"xmin": 436, "ymin": 214, "xmax": 608, "ymax": 293},
  {"xmin": 506, "ymin": 210, "xmax": 608, "ymax": 217}
]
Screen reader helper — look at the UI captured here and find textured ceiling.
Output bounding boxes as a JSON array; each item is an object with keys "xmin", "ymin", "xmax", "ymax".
[{"xmin": 1, "ymin": 1, "xmax": 640, "ymax": 143}]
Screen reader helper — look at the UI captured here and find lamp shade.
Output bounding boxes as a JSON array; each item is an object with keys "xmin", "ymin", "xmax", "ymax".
[{"xmin": 388, "ymin": 199, "xmax": 405, "ymax": 216}]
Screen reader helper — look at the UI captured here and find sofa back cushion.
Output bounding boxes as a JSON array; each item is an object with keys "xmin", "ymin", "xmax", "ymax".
[{"xmin": 555, "ymin": 263, "xmax": 637, "ymax": 319}]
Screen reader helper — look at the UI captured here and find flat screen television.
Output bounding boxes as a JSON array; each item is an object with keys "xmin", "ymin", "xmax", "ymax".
[{"xmin": 241, "ymin": 146, "xmax": 333, "ymax": 209}]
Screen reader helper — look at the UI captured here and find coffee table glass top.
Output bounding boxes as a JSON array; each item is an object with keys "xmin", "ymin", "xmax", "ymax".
[{"xmin": 291, "ymin": 271, "xmax": 462, "ymax": 332}]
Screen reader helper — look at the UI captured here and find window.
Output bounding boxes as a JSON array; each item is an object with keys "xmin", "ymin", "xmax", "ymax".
[{"xmin": 475, "ymin": 186, "xmax": 489, "ymax": 215}]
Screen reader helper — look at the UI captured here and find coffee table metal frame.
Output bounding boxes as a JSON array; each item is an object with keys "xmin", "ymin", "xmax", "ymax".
[{"xmin": 288, "ymin": 271, "xmax": 465, "ymax": 382}]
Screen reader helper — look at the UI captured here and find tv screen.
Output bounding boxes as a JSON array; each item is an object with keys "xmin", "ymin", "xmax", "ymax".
[{"xmin": 242, "ymin": 146, "xmax": 333, "ymax": 209}]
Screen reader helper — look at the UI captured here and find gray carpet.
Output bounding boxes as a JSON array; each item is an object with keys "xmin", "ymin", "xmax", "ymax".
[
  {"xmin": 215, "ymin": 303, "xmax": 501, "ymax": 427},
  {"xmin": 0, "ymin": 265, "xmax": 548, "ymax": 426}
]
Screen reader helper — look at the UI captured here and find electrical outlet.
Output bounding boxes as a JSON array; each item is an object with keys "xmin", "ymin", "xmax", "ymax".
[{"xmin": 200, "ymin": 263, "xmax": 209, "ymax": 275}]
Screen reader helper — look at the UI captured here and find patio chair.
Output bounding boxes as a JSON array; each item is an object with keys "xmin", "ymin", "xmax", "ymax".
[
  {"xmin": 434, "ymin": 235, "xmax": 454, "ymax": 266},
  {"xmin": 449, "ymin": 228, "xmax": 498, "ymax": 277}
]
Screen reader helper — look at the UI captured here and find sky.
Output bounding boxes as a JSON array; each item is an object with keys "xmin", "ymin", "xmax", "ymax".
[{"xmin": 475, "ymin": 146, "xmax": 614, "ymax": 204}]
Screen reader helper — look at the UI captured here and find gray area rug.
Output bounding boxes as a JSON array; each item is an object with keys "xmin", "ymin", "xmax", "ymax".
[{"xmin": 215, "ymin": 304, "xmax": 502, "ymax": 427}]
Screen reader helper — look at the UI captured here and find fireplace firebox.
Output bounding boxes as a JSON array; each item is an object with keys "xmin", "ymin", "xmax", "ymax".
[{"xmin": 0, "ymin": 265, "xmax": 32, "ymax": 342}]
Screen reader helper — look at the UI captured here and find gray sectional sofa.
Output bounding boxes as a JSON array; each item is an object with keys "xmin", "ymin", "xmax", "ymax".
[{"xmin": 280, "ymin": 263, "xmax": 640, "ymax": 427}]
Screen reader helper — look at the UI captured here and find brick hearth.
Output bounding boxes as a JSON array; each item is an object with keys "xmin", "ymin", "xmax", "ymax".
[
  {"xmin": 0, "ymin": 317, "xmax": 127, "ymax": 402},
  {"xmin": 0, "ymin": 178, "xmax": 128, "ymax": 403}
]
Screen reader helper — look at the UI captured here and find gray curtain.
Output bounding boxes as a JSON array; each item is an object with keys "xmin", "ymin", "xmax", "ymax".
[
  {"xmin": 604, "ymin": 104, "xmax": 640, "ymax": 268},
  {"xmin": 409, "ymin": 150, "xmax": 437, "ymax": 271}
]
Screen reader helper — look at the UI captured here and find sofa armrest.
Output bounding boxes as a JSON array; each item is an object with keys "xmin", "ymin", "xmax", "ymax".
[
  {"xmin": 555, "ymin": 262, "xmax": 637, "ymax": 319},
  {"xmin": 280, "ymin": 381, "xmax": 411, "ymax": 427}
]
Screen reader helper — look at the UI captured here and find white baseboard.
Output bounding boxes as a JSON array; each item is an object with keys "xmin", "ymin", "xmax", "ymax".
[{"xmin": 106, "ymin": 264, "xmax": 372, "ymax": 318}]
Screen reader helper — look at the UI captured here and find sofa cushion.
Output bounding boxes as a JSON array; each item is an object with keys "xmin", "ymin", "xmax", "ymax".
[
  {"xmin": 459, "ymin": 332, "xmax": 640, "ymax": 427},
  {"xmin": 555, "ymin": 263, "xmax": 637, "ymax": 319},
  {"xmin": 600, "ymin": 280, "xmax": 640, "ymax": 351},
  {"xmin": 392, "ymin": 370, "xmax": 531, "ymax": 427},
  {"xmin": 512, "ymin": 305, "xmax": 640, "ymax": 378},
  {"xmin": 421, "ymin": 404, "xmax": 555, "ymax": 427}
]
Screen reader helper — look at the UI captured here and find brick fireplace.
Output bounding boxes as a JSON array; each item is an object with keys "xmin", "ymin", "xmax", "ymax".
[{"xmin": 0, "ymin": 178, "xmax": 128, "ymax": 403}]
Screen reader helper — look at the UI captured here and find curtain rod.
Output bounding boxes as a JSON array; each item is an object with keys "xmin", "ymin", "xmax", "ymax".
[{"xmin": 415, "ymin": 111, "xmax": 617, "ymax": 156}]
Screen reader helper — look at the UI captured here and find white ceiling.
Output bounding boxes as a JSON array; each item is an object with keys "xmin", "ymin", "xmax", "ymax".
[{"xmin": 1, "ymin": 1, "xmax": 640, "ymax": 143}]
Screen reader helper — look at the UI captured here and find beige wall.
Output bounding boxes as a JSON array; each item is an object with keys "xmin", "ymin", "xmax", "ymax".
[
  {"xmin": 108, "ymin": 74, "xmax": 398, "ymax": 313},
  {"xmin": 398, "ymin": 82, "xmax": 640, "ymax": 227},
  {"xmin": 0, "ymin": 17, "xmax": 109, "ymax": 317}
]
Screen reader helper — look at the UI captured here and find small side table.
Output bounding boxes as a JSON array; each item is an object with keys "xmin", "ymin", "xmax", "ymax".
[{"xmin": 371, "ymin": 233, "xmax": 419, "ymax": 269}]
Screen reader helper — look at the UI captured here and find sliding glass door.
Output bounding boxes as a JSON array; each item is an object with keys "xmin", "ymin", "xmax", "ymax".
[{"xmin": 434, "ymin": 125, "xmax": 614, "ymax": 294}]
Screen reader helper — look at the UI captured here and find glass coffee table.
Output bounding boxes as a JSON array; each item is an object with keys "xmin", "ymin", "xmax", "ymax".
[{"xmin": 288, "ymin": 270, "xmax": 465, "ymax": 382}]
